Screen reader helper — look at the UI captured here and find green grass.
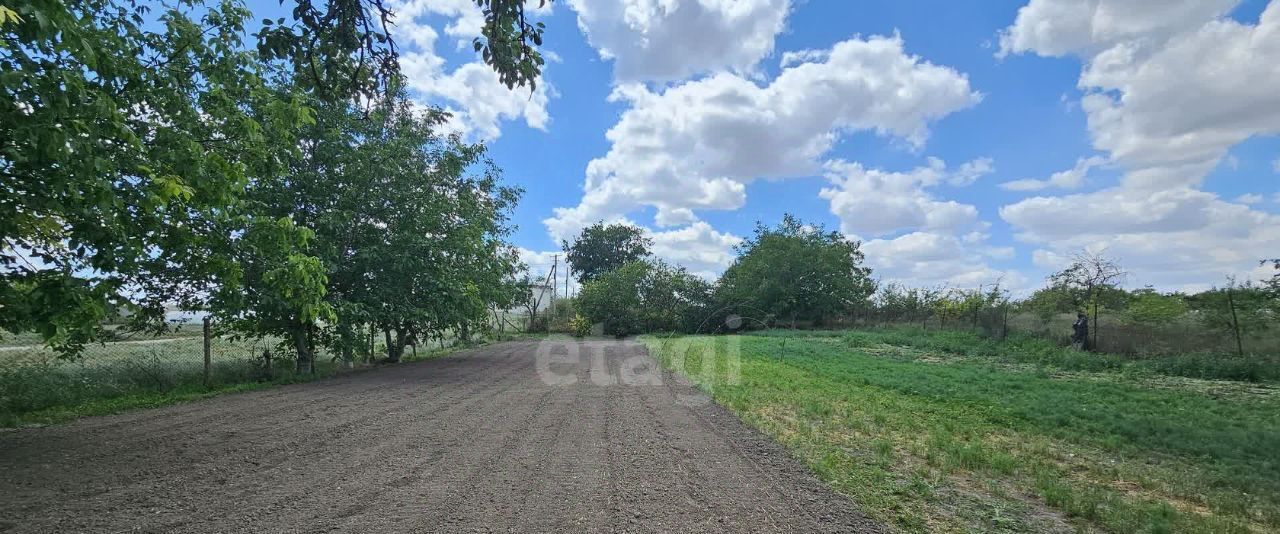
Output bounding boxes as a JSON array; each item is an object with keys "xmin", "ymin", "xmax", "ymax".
[
  {"xmin": 7, "ymin": 375, "xmax": 322, "ymax": 426},
  {"xmin": 645, "ymin": 330, "xmax": 1279, "ymax": 533},
  {"xmin": 0, "ymin": 333, "xmax": 492, "ymax": 427},
  {"xmin": 824, "ymin": 327, "xmax": 1280, "ymax": 382}
]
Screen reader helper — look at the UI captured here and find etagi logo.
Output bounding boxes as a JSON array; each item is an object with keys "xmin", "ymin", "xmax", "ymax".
[{"xmin": 533, "ymin": 315, "xmax": 749, "ymax": 407}]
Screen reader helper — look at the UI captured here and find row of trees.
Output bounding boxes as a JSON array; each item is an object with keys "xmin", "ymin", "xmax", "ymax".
[
  {"xmin": 873, "ymin": 283, "xmax": 1012, "ymax": 333},
  {"xmin": 560, "ymin": 220, "xmax": 1275, "ymax": 355},
  {"xmin": 1019, "ymin": 258, "xmax": 1277, "ymax": 355},
  {"xmin": 567, "ymin": 215, "xmax": 878, "ymax": 337},
  {"xmin": 1, "ymin": 0, "xmax": 553, "ymax": 365}
]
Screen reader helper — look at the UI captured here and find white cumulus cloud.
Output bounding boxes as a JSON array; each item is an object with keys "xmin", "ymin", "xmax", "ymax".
[
  {"xmin": 648, "ymin": 221, "xmax": 744, "ymax": 280},
  {"xmin": 1000, "ymin": 156, "xmax": 1107, "ymax": 191},
  {"xmin": 545, "ymin": 33, "xmax": 980, "ymax": 241},
  {"xmin": 820, "ymin": 158, "xmax": 990, "ymax": 238},
  {"xmin": 863, "ymin": 232, "xmax": 1026, "ymax": 289},
  {"xmin": 996, "ymin": 0, "xmax": 1280, "ymax": 289},
  {"xmin": 391, "ymin": 0, "xmax": 555, "ymax": 141},
  {"xmin": 566, "ymin": 0, "xmax": 790, "ymax": 82},
  {"xmin": 997, "ymin": 0, "xmax": 1237, "ymax": 59},
  {"xmin": 818, "ymin": 158, "xmax": 1017, "ymax": 290},
  {"xmin": 1000, "ymin": 187, "xmax": 1280, "ymax": 288}
]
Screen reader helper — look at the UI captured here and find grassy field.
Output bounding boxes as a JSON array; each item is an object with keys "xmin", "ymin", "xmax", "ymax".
[
  {"xmin": 645, "ymin": 328, "xmax": 1279, "ymax": 533},
  {"xmin": 0, "ymin": 334, "xmax": 304, "ymax": 426},
  {"xmin": 0, "ymin": 331, "xmax": 494, "ymax": 427}
]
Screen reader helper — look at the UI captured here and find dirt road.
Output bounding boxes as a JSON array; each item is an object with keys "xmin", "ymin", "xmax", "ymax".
[{"xmin": 0, "ymin": 340, "xmax": 880, "ymax": 533}]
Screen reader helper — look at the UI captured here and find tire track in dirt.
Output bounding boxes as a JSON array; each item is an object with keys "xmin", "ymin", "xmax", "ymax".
[{"xmin": 0, "ymin": 340, "xmax": 882, "ymax": 533}]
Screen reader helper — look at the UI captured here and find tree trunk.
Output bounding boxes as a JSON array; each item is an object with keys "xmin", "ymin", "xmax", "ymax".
[
  {"xmin": 338, "ymin": 320, "xmax": 355, "ymax": 369},
  {"xmin": 381, "ymin": 325, "xmax": 407, "ymax": 361},
  {"xmin": 307, "ymin": 324, "xmax": 317, "ymax": 375},
  {"xmin": 1001, "ymin": 304, "xmax": 1009, "ymax": 341},
  {"xmin": 384, "ymin": 328, "xmax": 394, "ymax": 361},
  {"xmin": 1091, "ymin": 299, "xmax": 1099, "ymax": 352},
  {"xmin": 292, "ymin": 326, "xmax": 313, "ymax": 375},
  {"xmin": 392, "ymin": 327, "xmax": 408, "ymax": 362}
]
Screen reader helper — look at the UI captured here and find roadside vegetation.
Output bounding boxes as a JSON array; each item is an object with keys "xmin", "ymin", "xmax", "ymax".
[
  {"xmin": 647, "ymin": 330, "xmax": 1280, "ymax": 533},
  {"xmin": 0, "ymin": 329, "xmax": 498, "ymax": 427},
  {"xmin": 1, "ymin": 0, "xmax": 555, "ymax": 422},
  {"xmin": 563, "ymin": 218, "xmax": 1277, "ymax": 360},
  {"xmin": 1, "ymin": 0, "xmax": 553, "ymax": 362}
]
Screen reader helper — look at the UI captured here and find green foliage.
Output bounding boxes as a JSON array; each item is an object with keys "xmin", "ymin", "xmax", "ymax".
[
  {"xmin": 1020, "ymin": 285, "xmax": 1079, "ymax": 323},
  {"xmin": 2, "ymin": 0, "xmax": 539, "ymax": 364},
  {"xmin": 568, "ymin": 314, "xmax": 591, "ymax": 338},
  {"xmin": 717, "ymin": 214, "xmax": 875, "ymax": 325},
  {"xmin": 227, "ymin": 86, "xmax": 524, "ymax": 362},
  {"xmin": 875, "ymin": 283, "xmax": 943, "ymax": 325},
  {"xmin": 833, "ymin": 326, "xmax": 1280, "ymax": 382},
  {"xmin": 577, "ymin": 260, "xmax": 712, "ymax": 337},
  {"xmin": 256, "ymin": 0, "xmax": 555, "ymax": 100},
  {"xmin": 1, "ymin": 0, "xmax": 310, "ymax": 355},
  {"xmin": 0, "ymin": 6, "xmax": 20, "ymax": 25},
  {"xmin": 1187, "ymin": 282, "xmax": 1275, "ymax": 347},
  {"xmin": 1125, "ymin": 288, "xmax": 1188, "ymax": 324},
  {"xmin": 471, "ymin": 0, "xmax": 553, "ymax": 91},
  {"xmin": 563, "ymin": 222, "xmax": 653, "ymax": 283}
]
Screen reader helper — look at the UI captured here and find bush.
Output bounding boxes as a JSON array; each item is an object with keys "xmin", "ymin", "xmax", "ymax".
[
  {"xmin": 577, "ymin": 260, "xmax": 713, "ymax": 337},
  {"xmin": 568, "ymin": 314, "xmax": 592, "ymax": 338}
]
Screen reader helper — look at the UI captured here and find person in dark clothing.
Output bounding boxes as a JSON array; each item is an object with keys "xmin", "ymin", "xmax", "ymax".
[{"xmin": 1071, "ymin": 312, "xmax": 1089, "ymax": 350}]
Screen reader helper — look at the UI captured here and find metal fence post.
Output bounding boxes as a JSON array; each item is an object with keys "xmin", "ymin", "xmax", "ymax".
[{"xmin": 203, "ymin": 316, "xmax": 212, "ymax": 387}]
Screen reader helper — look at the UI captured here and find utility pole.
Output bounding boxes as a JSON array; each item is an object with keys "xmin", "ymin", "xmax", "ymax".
[{"xmin": 550, "ymin": 254, "xmax": 558, "ymax": 316}]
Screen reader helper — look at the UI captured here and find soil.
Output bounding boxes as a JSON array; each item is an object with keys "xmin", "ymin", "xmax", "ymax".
[{"xmin": 0, "ymin": 340, "xmax": 882, "ymax": 533}]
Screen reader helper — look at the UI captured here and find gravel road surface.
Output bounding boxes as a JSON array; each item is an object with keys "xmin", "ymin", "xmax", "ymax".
[{"xmin": 0, "ymin": 340, "xmax": 881, "ymax": 533}]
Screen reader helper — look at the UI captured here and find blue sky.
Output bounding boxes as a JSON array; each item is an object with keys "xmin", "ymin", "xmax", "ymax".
[{"xmin": 256, "ymin": 0, "xmax": 1280, "ymax": 293}]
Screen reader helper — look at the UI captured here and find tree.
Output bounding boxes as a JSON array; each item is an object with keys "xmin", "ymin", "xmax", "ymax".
[
  {"xmin": 563, "ymin": 222, "xmax": 653, "ymax": 284},
  {"xmin": 577, "ymin": 260, "xmax": 713, "ymax": 337},
  {"xmin": 227, "ymin": 85, "xmax": 523, "ymax": 364},
  {"xmin": 1047, "ymin": 251, "xmax": 1126, "ymax": 350},
  {"xmin": 876, "ymin": 283, "xmax": 944, "ymax": 327},
  {"xmin": 716, "ymin": 214, "xmax": 875, "ymax": 326},
  {"xmin": 1, "ymin": 0, "xmax": 314, "ymax": 356},
  {"xmin": 255, "ymin": 0, "xmax": 554, "ymax": 101},
  {"xmin": 1187, "ymin": 280, "xmax": 1274, "ymax": 356},
  {"xmin": 3, "ymin": 0, "xmax": 555, "ymax": 358}
]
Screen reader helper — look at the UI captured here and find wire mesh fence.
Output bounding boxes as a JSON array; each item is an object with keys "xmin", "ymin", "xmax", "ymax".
[
  {"xmin": 0, "ymin": 323, "xmax": 319, "ymax": 423},
  {"xmin": 824, "ymin": 308, "xmax": 1280, "ymax": 358},
  {"xmin": 0, "ymin": 318, "xmax": 503, "ymax": 423}
]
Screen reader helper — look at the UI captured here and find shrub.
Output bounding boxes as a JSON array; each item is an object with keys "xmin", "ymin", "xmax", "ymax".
[
  {"xmin": 568, "ymin": 314, "xmax": 592, "ymax": 338},
  {"xmin": 577, "ymin": 260, "xmax": 713, "ymax": 337}
]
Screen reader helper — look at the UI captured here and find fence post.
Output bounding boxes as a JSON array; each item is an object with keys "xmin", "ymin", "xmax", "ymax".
[
  {"xmin": 202, "ymin": 316, "xmax": 212, "ymax": 387},
  {"xmin": 1226, "ymin": 285, "xmax": 1244, "ymax": 356},
  {"xmin": 1001, "ymin": 303, "xmax": 1009, "ymax": 341}
]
